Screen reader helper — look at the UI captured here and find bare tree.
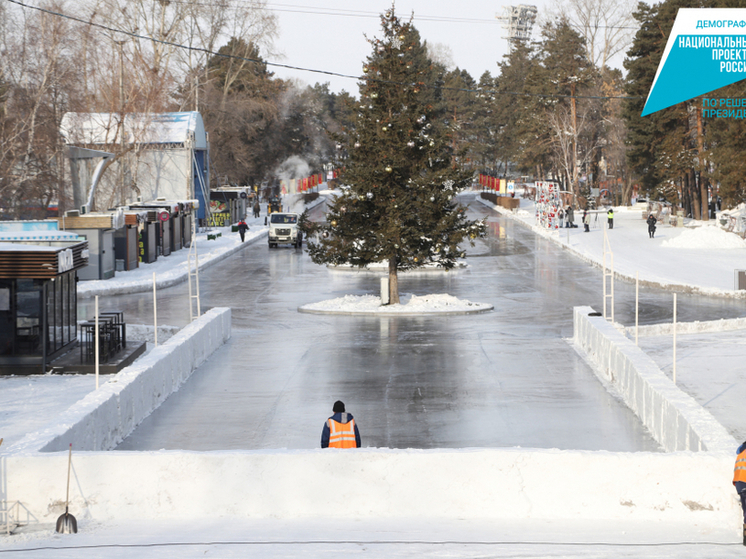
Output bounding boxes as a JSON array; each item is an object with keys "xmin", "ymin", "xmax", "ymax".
[
  {"xmin": 547, "ymin": 102, "xmax": 602, "ymax": 201},
  {"xmin": 548, "ymin": 0, "xmax": 636, "ymax": 69}
]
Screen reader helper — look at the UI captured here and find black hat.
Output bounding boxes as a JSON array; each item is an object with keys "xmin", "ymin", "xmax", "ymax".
[{"xmin": 333, "ymin": 400, "xmax": 345, "ymax": 413}]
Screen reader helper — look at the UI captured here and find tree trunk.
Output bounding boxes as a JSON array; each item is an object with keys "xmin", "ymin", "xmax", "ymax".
[
  {"xmin": 682, "ymin": 174, "xmax": 691, "ymax": 217},
  {"xmin": 388, "ymin": 257, "xmax": 400, "ymax": 305},
  {"xmin": 689, "ymin": 168, "xmax": 700, "ymax": 220},
  {"xmin": 696, "ymin": 107, "xmax": 709, "ymax": 221}
]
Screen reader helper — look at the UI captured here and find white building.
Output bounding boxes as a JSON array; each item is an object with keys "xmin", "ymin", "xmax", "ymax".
[{"xmin": 60, "ymin": 112, "xmax": 210, "ymax": 221}]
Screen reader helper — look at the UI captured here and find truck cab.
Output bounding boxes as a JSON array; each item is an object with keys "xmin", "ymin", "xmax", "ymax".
[{"xmin": 268, "ymin": 212, "xmax": 302, "ymax": 248}]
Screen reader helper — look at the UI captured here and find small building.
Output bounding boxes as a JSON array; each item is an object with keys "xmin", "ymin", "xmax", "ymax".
[
  {"xmin": 0, "ymin": 236, "xmax": 89, "ymax": 374},
  {"xmin": 209, "ymin": 187, "xmax": 250, "ymax": 227},
  {"xmin": 56, "ymin": 210, "xmax": 125, "ymax": 280}
]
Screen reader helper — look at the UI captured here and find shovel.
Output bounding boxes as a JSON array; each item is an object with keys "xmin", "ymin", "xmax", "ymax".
[{"xmin": 55, "ymin": 444, "xmax": 77, "ymax": 534}]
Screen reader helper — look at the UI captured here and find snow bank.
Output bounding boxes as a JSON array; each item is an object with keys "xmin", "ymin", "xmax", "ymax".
[
  {"xmin": 298, "ymin": 293, "xmax": 493, "ymax": 315},
  {"xmin": 126, "ymin": 323, "xmax": 181, "ymax": 344},
  {"xmin": 2, "ymin": 448, "xmax": 737, "ymax": 526},
  {"xmin": 627, "ymin": 315, "xmax": 746, "ymax": 338},
  {"xmin": 77, "ymin": 229, "xmax": 267, "ymax": 298},
  {"xmin": 573, "ymin": 307, "xmax": 735, "ymax": 454},
  {"xmin": 661, "ymin": 224, "xmax": 746, "ymax": 249},
  {"xmin": 8, "ymin": 308, "xmax": 231, "ymax": 454}
]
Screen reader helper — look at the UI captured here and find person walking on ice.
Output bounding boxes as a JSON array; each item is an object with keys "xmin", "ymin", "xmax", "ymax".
[
  {"xmin": 321, "ymin": 400, "xmax": 361, "ymax": 448},
  {"xmin": 735, "ymin": 440, "xmax": 746, "ymax": 545},
  {"xmin": 647, "ymin": 213, "xmax": 657, "ymax": 238},
  {"xmin": 607, "ymin": 207, "xmax": 614, "ymax": 229},
  {"xmin": 237, "ymin": 219, "xmax": 249, "ymax": 242},
  {"xmin": 583, "ymin": 209, "xmax": 590, "ymax": 232}
]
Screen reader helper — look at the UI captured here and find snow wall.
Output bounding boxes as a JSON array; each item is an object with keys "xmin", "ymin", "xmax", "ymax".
[
  {"xmin": 0, "ymin": 448, "xmax": 737, "ymax": 525},
  {"xmin": 572, "ymin": 306, "xmax": 735, "ymax": 454},
  {"xmin": 8, "ymin": 307, "xmax": 231, "ymax": 454}
]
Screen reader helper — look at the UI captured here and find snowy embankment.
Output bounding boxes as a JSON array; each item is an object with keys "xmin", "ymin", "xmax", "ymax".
[
  {"xmin": 77, "ymin": 229, "xmax": 266, "ymax": 298},
  {"xmin": 299, "ymin": 293, "xmax": 492, "ymax": 315},
  {"xmin": 477, "ymin": 196, "xmax": 746, "ymax": 296},
  {"xmin": 573, "ymin": 307, "xmax": 736, "ymax": 454},
  {"xmin": 8, "ymin": 308, "xmax": 231, "ymax": 454},
  {"xmin": 2, "ymin": 447, "xmax": 738, "ymax": 527}
]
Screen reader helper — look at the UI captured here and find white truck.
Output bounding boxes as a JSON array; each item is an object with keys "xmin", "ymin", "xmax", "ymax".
[{"xmin": 267, "ymin": 212, "xmax": 302, "ymax": 248}]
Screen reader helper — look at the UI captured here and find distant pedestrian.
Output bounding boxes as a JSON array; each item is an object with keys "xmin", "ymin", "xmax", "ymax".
[
  {"xmin": 607, "ymin": 208, "xmax": 614, "ymax": 229},
  {"xmin": 321, "ymin": 400, "xmax": 361, "ymax": 448},
  {"xmin": 566, "ymin": 206, "xmax": 575, "ymax": 228},
  {"xmin": 583, "ymin": 210, "xmax": 590, "ymax": 232},
  {"xmin": 734, "ymin": 440, "xmax": 746, "ymax": 545},
  {"xmin": 253, "ymin": 200, "xmax": 260, "ymax": 218},
  {"xmin": 558, "ymin": 207, "xmax": 564, "ymax": 228},
  {"xmin": 237, "ymin": 219, "xmax": 249, "ymax": 242},
  {"xmin": 647, "ymin": 213, "xmax": 657, "ymax": 238}
]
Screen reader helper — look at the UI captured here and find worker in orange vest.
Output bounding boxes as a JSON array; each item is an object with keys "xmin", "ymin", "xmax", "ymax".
[
  {"xmin": 734, "ymin": 440, "xmax": 746, "ymax": 545},
  {"xmin": 321, "ymin": 400, "xmax": 361, "ymax": 448}
]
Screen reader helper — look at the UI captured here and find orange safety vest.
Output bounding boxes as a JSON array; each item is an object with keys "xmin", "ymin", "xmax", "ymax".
[
  {"xmin": 328, "ymin": 418, "xmax": 357, "ymax": 448},
  {"xmin": 735, "ymin": 449, "xmax": 746, "ymax": 485}
]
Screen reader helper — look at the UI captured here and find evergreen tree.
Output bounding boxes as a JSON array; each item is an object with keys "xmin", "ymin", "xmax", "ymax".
[
  {"xmin": 624, "ymin": 0, "xmax": 714, "ymax": 217},
  {"xmin": 470, "ymin": 71, "xmax": 499, "ymax": 171},
  {"xmin": 305, "ymin": 10, "xmax": 485, "ymax": 304},
  {"xmin": 492, "ymin": 41, "xmax": 537, "ymax": 177},
  {"xmin": 533, "ymin": 20, "xmax": 598, "ymax": 199}
]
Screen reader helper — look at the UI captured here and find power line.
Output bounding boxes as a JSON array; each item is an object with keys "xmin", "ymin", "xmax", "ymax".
[{"xmin": 2, "ymin": 0, "xmax": 641, "ymax": 101}]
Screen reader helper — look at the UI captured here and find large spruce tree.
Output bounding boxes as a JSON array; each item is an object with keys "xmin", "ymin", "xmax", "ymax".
[{"xmin": 305, "ymin": 10, "xmax": 485, "ymax": 304}]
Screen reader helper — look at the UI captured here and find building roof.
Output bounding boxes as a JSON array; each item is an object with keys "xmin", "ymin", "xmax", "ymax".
[{"xmin": 60, "ymin": 112, "xmax": 207, "ymax": 150}]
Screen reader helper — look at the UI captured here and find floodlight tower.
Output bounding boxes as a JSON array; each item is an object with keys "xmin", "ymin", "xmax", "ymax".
[{"xmin": 495, "ymin": 5, "xmax": 538, "ymax": 52}]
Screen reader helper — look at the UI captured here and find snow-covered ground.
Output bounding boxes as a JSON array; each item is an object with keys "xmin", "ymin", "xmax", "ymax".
[
  {"xmin": 479, "ymin": 195, "xmax": 746, "ymax": 443},
  {"xmin": 490, "ymin": 198, "xmax": 746, "ymax": 296},
  {"xmin": 3, "ymin": 192, "xmax": 746, "ymax": 557}
]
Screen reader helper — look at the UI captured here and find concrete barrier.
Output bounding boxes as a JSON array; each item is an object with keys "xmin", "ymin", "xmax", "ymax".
[
  {"xmin": 572, "ymin": 306, "xmax": 735, "ymax": 454},
  {"xmin": 8, "ymin": 308, "xmax": 231, "ymax": 454}
]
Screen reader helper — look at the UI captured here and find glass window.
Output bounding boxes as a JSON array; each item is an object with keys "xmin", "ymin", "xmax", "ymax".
[
  {"xmin": 62, "ymin": 273, "xmax": 70, "ymax": 346},
  {"xmin": 46, "ymin": 280, "xmax": 55, "ymax": 353},
  {"xmin": 0, "ymin": 281, "xmax": 12, "ymax": 356},
  {"xmin": 17, "ymin": 279, "xmax": 42, "ymax": 355},
  {"xmin": 55, "ymin": 276, "xmax": 63, "ymax": 352}
]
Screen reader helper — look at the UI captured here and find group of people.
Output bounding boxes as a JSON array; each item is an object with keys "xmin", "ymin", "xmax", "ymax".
[{"xmin": 558, "ymin": 206, "xmax": 613, "ymax": 232}]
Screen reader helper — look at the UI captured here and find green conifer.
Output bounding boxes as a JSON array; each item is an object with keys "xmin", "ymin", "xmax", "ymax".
[{"xmin": 305, "ymin": 9, "xmax": 485, "ymax": 304}]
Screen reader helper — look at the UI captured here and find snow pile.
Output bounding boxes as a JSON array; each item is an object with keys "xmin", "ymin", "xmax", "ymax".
[
  {"xmin": 299, "ymin": 293, "xmax": 492, "ymax": 315},
  {"xmin": 661, "ymin": 224, "xmax": 746, "ymax": 249},
  {"xmin": 331, "ymin": 260, "xmax": 466, "ymax": 272}
]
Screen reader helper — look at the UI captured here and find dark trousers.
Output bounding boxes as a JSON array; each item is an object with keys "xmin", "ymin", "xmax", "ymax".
[
  {"xmin": 239, "ymin": 231, "xmax": 245, "ymax": 242},
  {"xmin": 608, "ymin": 219, "xmax": 613, "ymax": 229},
  {"xmin": 739, "ymin": 491, "xmax": 746, "ymax": 523}
]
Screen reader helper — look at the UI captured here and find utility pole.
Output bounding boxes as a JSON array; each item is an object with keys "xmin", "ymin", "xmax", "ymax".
[{"xmin": 115, "ymin": 39, "xmax": 127, "ymax": 206}]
